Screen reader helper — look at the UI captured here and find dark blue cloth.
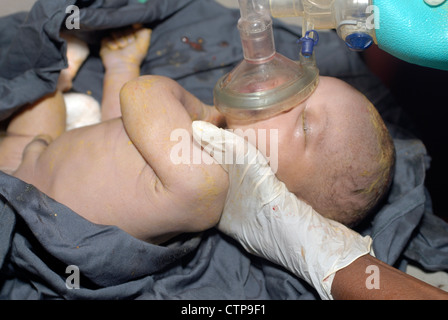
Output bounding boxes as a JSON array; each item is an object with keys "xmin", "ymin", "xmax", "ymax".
[{"xmin": 0, "ymin": 0, "xmax": 447, "ymax": 299}]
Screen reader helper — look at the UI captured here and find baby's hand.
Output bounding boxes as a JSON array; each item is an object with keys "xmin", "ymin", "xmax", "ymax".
[
  {"xmin": 100, "ymin": 25, "xmax": 152, "ymax": 71},
  {"xmin": 202, "ymin": 105, "xmax": 227, "ymax": 128}
]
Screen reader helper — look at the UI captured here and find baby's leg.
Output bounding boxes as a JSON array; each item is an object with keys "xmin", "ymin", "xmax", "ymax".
[
  {"xmin": 12, "ymin": 134, "xmax": 53, "ymax": 181},
  {"xmin": 0, "ymin": 34, "xmax": 89, "ymax": 174},
  {"xmin": 100, "ymin": 25, "xmax": 151, "ymax": 121},
  {"xmin": 58, "ymin": 33, "xmax": 90, "ymax": 93},
  {"xmin": 0, "ymin": 91, "xmax": 66, "ymax": 174}
]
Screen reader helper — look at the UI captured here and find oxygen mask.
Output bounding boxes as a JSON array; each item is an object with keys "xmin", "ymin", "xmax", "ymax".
[{"xmin": 214, "ymin": 0, "xmax": 320, "ymax": 121}]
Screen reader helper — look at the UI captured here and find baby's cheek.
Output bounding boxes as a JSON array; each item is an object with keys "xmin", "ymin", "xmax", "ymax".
[
  {"xmin": 273, "ymin": 154, "xmax": 297, "ymax": 190},
  {"xmin": 275, "ymin": 143, "xmax": 315, "ymax": 197}
]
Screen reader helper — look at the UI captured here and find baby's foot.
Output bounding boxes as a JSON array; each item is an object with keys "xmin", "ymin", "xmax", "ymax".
[
  {"xmin": 100, "ymin": 25, "xmax": 152, "ymax": 72},
  {"xmin": 58, "ymin": 34, "xmax": 90, "ymax": 92}
]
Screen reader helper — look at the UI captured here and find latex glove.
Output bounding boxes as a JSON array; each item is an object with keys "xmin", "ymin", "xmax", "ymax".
[{"xmin": 192, "ymin": 121, "xmax": 373, "ymax": 300}]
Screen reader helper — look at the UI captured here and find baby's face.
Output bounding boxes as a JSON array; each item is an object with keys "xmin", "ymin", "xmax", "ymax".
[{"xmin": 226, "ymin": 76, "xmax": 381, "ymax": 206}]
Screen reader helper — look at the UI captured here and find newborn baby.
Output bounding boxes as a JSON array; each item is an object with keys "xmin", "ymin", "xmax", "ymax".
[
  {"xmin": 0, "ymin": 27, "xmax": 228, "ymax": 245},
  {"xmin": 0, "ymin": 26, "xmax": 394, "ymax": 245}
]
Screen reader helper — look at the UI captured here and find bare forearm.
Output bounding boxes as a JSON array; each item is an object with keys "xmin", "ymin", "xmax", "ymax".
[{"xmin": 331, "ymin": 254, "xmax": 448, "ymax": 300}]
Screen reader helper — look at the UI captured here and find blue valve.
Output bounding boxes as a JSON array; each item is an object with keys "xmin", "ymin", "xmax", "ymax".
[
  {"xmin": 298, "ymin": 30, "xmax": 319, "ymax": 57},
  {"xmin": 344, "ymin": 32, "xmax": 373, "ymax": 52}
]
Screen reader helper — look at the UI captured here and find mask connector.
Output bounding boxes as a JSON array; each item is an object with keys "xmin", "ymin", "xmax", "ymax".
[{"xmin": 298, "ymin": 30, "xmax": 319, "ymax": 57}]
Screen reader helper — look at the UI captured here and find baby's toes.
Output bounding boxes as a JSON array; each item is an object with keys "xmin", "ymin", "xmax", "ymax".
[
  {"xmin": 112, "ymin": 30, "xmax": 135, "ymax": 49},
  {"xmin": 102, "ymin": 36, "xmax": 119, "ymax": 51}
]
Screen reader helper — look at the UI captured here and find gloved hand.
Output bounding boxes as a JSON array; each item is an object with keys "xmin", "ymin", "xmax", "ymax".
[{"xmin": 192, "ymin": 121, "xmax": 374, "ymax": 300}]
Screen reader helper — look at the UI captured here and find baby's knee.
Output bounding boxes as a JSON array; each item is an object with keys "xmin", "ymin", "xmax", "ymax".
[
  {"xmin": 20, "ymin": 135, "xmax": 51, "ymax": 166},
  {"xmin": 12, "ymin": 135, "xmax": 51, "ymax": 181}
]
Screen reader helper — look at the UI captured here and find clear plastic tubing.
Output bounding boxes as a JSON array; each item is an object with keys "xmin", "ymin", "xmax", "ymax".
[
  {"xmin": 244, "ymin": 0, "xmax": 377, "ymax": 52},
  {"xmin": 238, "ymin": 0, "xmax": 276, "ymax": 62}
]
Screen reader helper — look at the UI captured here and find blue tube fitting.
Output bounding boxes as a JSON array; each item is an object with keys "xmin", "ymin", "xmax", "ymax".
[
  {"xmin": 373, "ymin": 0, "xmax": 448, "ymax": 70},
  {"xmin": 298, "ymin": 30, "xmax": 319, "ymax": 57},
  {"xmin": 345, "ymin": 33, "xmax": 373, "ymax": 52}
]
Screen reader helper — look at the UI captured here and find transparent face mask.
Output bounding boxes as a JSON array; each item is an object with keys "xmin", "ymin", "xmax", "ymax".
[
  {"xmin": 214, "ymin": 7, "xmax": 320, "ymax": 121},
  {"xmin": 214, "ymin": 52, "xmax": 319, "ymax": 121}
]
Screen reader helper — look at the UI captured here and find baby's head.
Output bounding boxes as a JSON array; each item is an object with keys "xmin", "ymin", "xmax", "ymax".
[{"xmin": 226, "ymin": 76, "xmax": 395, "ymax": 227}]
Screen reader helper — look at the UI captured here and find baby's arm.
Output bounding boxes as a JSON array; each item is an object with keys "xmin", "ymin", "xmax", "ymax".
[{"xmin": 120, "ymin": 75, "xmax": 229, "ymax": 232}]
